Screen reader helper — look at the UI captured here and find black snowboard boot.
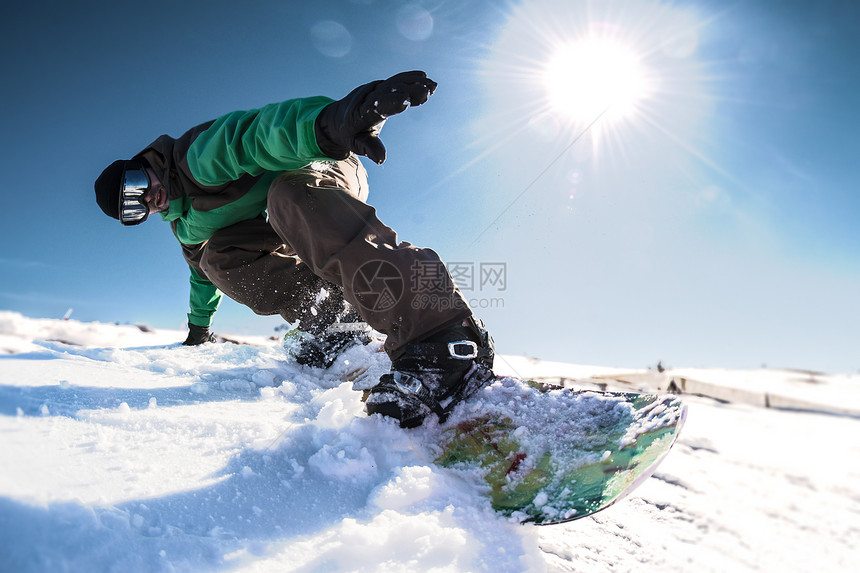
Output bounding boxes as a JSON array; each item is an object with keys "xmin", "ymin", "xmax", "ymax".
[
  {"xmin": 283, "ymin": 308, "xmax": 374, "ymax": 369},
  {"xmin": 365, "ymin": 317, "xmax": 495, "ymax": 428}
]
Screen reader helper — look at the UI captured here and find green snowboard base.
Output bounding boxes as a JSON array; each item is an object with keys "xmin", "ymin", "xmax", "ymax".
[{"xmin": 429, "ymin": 377, "xmax": 687, "ymax": 525}]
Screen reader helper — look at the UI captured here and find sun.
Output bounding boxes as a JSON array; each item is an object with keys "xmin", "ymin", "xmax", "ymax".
[
  {"xmin": 543, "ymin": 35, "xmax": 650, "ymax": 125},
  {"xmin": 468, "ymin": 0, "xmax": 713, "ymax": 187}
]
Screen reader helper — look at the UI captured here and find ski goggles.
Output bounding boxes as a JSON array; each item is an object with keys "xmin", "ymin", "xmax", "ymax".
[{"xmin": 119, "ymin": 163, "xmax": 151, "ymax": 226}]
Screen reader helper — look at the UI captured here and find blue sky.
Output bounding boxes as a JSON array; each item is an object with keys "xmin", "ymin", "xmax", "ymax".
[{"xmin": 1, "ymin": 0, "xmax": 858, "ymax": 373}]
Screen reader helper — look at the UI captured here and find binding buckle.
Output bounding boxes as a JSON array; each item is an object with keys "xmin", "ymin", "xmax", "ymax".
[
  {"xmin": 393, "ymin": 371, "xmax": 423, "ymax": 393},
  {"xmin": 448, "ymin": 340, "xmax": 478, "ymax": 360}
]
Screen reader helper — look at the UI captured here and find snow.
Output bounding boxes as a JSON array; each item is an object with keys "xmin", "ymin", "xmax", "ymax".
[{"xmin": 1, "ymin": 310, "xmax": 858, "ymax": 572}]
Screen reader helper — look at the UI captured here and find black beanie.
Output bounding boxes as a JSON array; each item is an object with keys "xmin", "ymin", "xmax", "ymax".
[
  {"xmin": 95, "ymin": 159, "xmax": 148, "ymax": 219},
  {"xmin": 94, "ymin": 160, "xmax": 129, "ymax": 219}
]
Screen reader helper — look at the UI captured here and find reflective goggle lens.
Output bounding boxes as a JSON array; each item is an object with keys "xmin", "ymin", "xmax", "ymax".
[{"xmin": 119, "ymin": 168, "xmax": 150, "ymax": 225}]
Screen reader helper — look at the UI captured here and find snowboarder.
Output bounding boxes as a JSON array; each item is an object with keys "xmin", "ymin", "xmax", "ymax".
[{"xmin": 93, "ymin": 71, "xmax": 494, "ymax": 428}]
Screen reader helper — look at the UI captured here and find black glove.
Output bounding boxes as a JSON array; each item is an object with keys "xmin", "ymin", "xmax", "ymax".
[
  {"xmin": 183, "ymin": 323, "xmax": 217, "ymax": 346},
  {"xmin": 314, "ymin": 70, "xmax": 437, "ymax": 164}
]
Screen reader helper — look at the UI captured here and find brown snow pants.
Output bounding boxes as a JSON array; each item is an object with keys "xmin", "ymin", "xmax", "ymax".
[{"xmin": 192, "ymin": 156, "xmax": 472, "ymax": 358}]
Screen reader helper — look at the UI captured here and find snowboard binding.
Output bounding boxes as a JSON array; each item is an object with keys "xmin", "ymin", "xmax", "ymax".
[
  {"xmin": 366, "ymin": 317, "xmax": 495, "ymax": 428},
  {"xmin": 283, "ymin": 316, "xmax": 374, "ymax": 369}
]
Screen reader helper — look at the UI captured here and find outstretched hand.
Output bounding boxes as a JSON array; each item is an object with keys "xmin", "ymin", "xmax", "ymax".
[{"xmin": 315, "ymin": 71, "xmax": 438, "ymax": 164}]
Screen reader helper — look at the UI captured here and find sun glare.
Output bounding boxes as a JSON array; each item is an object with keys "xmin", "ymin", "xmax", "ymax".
[
  {"xmin": 544, "ymin": 36, "xmax": 649, "ymax": 124},
  {"xmin": 472, "ymin": 0, "xmax": 712, "ymax": 182}
]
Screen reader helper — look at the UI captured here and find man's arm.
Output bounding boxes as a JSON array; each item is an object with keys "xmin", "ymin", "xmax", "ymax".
[
  {"xmin": 185, "ymin": 71, "xmax": 437, "ymax": 186},
  {"xmin": 184, "ymin": 97, "xmax": 335, "ymax": 187},
  {"xmin": 183, "ymin": 265, "xmax": 222, "ymax": 345}
]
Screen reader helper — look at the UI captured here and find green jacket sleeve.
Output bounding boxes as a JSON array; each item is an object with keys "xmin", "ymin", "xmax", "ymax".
[
  {"xmin": 186, "ymin": 96, "xmax": 335, "ymax": 186},
  {"xmin": 187, "ymin": 266, "xmax": 222, "ymax": 327}
]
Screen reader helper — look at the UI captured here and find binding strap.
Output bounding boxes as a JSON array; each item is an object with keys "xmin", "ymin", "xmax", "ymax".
[{"xmin": 380, "ymin": 370, "xmax": 446, "ymax": 420}]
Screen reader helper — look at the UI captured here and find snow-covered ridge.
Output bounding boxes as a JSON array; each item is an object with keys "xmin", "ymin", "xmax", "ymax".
[
  {"xmin": 0, "ymin": 311, "xmax": 273, "ymax": 352},
  {"xmin": 495, "ymin": 351, "xmax": 860, "ymax": 418},
  {"xmin": 0, "ymin": 311, "xmax": 857, "ymax": 572}
]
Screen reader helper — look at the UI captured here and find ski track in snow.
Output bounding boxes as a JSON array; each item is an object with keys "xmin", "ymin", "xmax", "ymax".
[{"xmin": 0, "ymin": 311, "xmax": 858, "ymax": 572}]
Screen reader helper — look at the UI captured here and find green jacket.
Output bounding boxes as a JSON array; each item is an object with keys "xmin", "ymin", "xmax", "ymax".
[{"xmin": 134, "ymin": 96, "xmax": 335, "ymax": 327}]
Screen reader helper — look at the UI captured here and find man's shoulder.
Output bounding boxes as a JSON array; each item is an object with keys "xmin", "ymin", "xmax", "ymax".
[{"xmin": 176, "ymin": 119, "xmax": 219, "ymax": 151}]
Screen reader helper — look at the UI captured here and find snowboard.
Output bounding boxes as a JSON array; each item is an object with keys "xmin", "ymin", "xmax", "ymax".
[{"xmin": 423, "ymin": 377, "xmax": 687, "ymax": 525}]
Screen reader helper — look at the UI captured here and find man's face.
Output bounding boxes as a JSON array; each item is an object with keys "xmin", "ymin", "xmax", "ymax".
[{"xmin": 140, "ymin": 167, "xmax": 169, "ymax": 215}]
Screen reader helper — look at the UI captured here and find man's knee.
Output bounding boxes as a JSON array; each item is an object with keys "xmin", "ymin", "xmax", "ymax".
[
  {"xmin": 269, "ymin": 157, "xmax": 367, "ymax": 204},
  {"xmin": 267, "ymin": 167, "xmax": 377, "ymax": 259}
]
